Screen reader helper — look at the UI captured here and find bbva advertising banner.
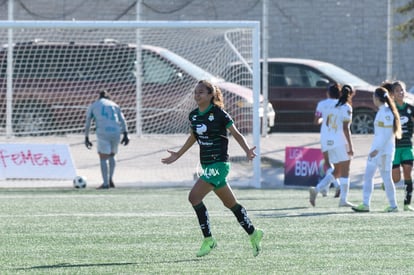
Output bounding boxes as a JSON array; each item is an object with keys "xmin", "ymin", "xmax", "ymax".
[
  {"xmin": 284, "ymin": 146, "xmax": 326, "ymax": 186},
  {"xmin": 0, "ymin": 143, "xmax": 76, "ymax": 180}
]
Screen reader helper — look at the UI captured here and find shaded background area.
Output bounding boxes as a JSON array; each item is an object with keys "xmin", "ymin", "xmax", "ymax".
[{"xmin": 0, "ymin": 0, "xmax": 412, "ymax": 88}]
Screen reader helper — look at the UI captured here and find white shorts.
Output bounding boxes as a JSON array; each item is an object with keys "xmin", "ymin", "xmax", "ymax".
[
  {"xmin": 327, "ymin": 145, "xmax": 350, "ymax": 164},
  {"xmin": 97, "ymin": 134, "xmax": 120, "ymax": 155}
]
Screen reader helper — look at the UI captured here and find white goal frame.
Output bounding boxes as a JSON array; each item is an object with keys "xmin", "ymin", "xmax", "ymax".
[{"xmin": 0, "ymin": 20, "xmax": 262, "ymax": 188}]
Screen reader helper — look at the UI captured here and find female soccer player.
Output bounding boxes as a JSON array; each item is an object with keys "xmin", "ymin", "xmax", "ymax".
[
  {"xmin": 390, "ymin": 81, "xmax": 414, "ymax": 211},
  {"xmin": 161, "ymin": 80, "xmax": 263, "ymax": 257},
  {"xmin": 311, "ymin": 83, "xmax": 342, "ymax": 201},
  {"xmin": 352, "ymin": 87, "xmax": 402, "ymax": 212},
  {"xmin": 310, "ymin": 85, "xmax": 355, "ymax": 207},
  {"xmin": 84, "ymin": 90, "xmax": 129, "ymax": 189}
]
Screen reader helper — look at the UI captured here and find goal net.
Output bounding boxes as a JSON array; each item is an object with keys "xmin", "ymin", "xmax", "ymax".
[{"xmin": 0, "ymin": 21, "xmax": 262, "ymax": 187}]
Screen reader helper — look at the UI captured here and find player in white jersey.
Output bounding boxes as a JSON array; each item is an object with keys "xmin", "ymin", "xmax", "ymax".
[
  {"xmin": 313, "ymin": 83, "xmax": 341, "ymax": 198},
  {"xmin": 310, "ymin": 85, "xmax": 355, "ymax": 207},
  {"xmin": 84, "ymin": 90, "xmax": 129, "ymax": 189},
  {"xmin": 352, "ymin": 87, "xmax": 402, "ymax": 212}
]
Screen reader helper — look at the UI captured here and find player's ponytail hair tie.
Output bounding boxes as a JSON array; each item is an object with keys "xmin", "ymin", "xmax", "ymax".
[{"xmin": 374, "ymin": 87, "xmax": 389, "ymax": 102}]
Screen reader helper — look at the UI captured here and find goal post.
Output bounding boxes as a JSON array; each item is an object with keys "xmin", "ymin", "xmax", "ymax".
[{"xmin": 0, "ymin": 20, "xmax": 263, "ymax": 188}]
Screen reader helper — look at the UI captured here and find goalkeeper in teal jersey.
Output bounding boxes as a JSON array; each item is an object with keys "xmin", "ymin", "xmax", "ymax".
[
  {"xmin": 390, "ymin": 81, "xmax": 414, "ymax": 211},
  {"xmin": 162, "ymin": 80, "xmax": 263, "ymax": 257},
  {"xmin": 84, "ymin": 90, "xmax": 129, "ymax": 189}
]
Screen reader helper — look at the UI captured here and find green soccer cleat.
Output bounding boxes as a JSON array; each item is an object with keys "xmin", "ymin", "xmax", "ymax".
[
  {"xmin": 404, "ymin": 204, "xmax": 414, "ymax": 212},
  {"xmin": 384, "ymin": 206, "xmax": 398, "ymax": 213},
  {"xmin": 352, "ymin": 204, "xmax": 370, "ymax": 212},
  {"xmin": 250, "ymin": 229, "xmax": 264, "ymax": 257},
  {"xmin": 196, "ymin": 237, "xmax": 217, "ymax": 257}
]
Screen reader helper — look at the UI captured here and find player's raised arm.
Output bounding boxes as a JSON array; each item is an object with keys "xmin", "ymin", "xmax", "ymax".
[{"xmin": 161, "ymin": 132, "xmax": 196, "ymax": 164}]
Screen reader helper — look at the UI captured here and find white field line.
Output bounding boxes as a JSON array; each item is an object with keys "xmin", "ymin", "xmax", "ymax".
[{"xmin": 0, "ymin": 211, "xmax": 234, "ymax": 218}]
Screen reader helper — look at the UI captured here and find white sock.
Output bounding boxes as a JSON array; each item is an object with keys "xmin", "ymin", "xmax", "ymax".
[
  {"xmin": 381, "ymin": 169, "xmax": 397, "ymax": 208},
  {"xmin": 316, "ymin": 173, "xmax": 335, "ymax": 193},
  {"xmin": 339, "ymin": 177, "xmax": 350, "ymax": 203},
  {"xmin": 326, "ymin": 167, "xmax": 340, "ymax": 188},
  {"xmin": 362, "ymin": 159, "xmax": 377, "ymax": 206},
  {"xmin": 100, "ymin": 159, "xmax": 109, "ymax": 187},
  {"xmin": 326, "ymin": 167, "xmax": 334, "ymax": 175}
]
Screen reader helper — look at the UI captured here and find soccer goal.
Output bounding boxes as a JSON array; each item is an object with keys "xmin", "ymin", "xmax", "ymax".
[{"xmin": 0, "ymin": 20, "xmax": 262, "ymax": 187}]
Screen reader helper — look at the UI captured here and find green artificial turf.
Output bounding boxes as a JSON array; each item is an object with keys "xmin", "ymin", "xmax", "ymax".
[{"xmin": 0, "ymin": 187, "xmax": 411, "ymax": 274}]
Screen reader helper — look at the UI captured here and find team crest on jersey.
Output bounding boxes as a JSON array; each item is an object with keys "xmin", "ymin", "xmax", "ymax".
[
  {"xmin": 196, "ymin": 124, "xmax": 207, "ymax": 135},
  {"xmin": 401, "ymin": 116, "xmax": 409, "ymax": 124},
  {"xmin": 208, "ymin": 113, "xmax": 214, "ymax": 121}
]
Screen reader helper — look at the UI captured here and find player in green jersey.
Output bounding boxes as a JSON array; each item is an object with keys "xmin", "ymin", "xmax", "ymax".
[
  {"xmin": 162, "ymin": 80, "xmax": 263, "ymax": 257},
  {"xmin": 390, "ymin": 81, "xmax": 414, "ymax": 211}
]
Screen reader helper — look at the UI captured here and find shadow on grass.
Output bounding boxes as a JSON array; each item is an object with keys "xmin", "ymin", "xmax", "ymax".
[
  {"xmin": 250, "ymin": 206, "xmax": 358, "ymax": 218},
  {"xmin": 256, "ymin": 211, "xmax": 348, "ymax": 218},
  {"xmin": 16, "ymin": 259, "xmax": 202, "ymax": 271},
  {"xmin": 15, "ymin": 262, "xmax": 137, "ymax": 270},
  {"xmin": 250, "ymin": 207, "xmax": 308, "ymax": 212}
]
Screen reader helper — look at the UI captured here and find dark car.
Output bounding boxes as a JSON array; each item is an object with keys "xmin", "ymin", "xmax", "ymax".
[
  {"xmin": 223, "ymin": 58, "xmax": 407, "ymax": 134},
  {"xmin": 0, "ymin": 39, "xmax": 274, "ymax": 135}
]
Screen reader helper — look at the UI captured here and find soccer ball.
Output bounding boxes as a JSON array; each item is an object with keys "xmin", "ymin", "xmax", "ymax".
[{"xmin": 73, "ymin": 176, "xmax": 87, "ymax": 189}]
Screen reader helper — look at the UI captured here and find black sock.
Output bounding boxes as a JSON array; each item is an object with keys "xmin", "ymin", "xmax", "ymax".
[
  {"xmin": 404, "ymin": 180, "xmax": 413, "ymax": 205},
  {"xmin": 231, "ymin": 203, "xmax": 255, "ymax": 235},
  {"xmin": 193, "ymin": 202, "xmax": 211, "ymax": 238}
]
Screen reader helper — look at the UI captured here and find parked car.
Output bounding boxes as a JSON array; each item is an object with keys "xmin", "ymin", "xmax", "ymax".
[
  {"xmin": 0, "ymin": 39, "xmax": 274, "ymax": 135},
  {"xmin": 223, "ymin": 58, "xmax": 408, "ymax": 134}
]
